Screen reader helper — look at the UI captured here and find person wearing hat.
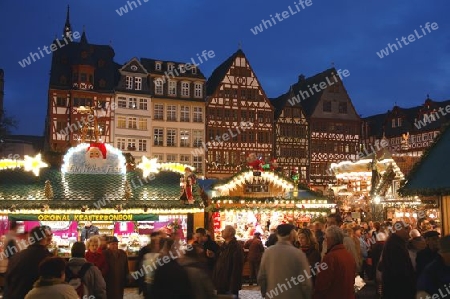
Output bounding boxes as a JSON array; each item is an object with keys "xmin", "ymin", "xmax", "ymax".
[
  {"xmin": 258, "ymin": 224, "xmax": 312, "ymax": 299},
  {"xmin": 102, "ymin": 236, "xmax": 129, "ymax": 299},
  {"xmin": 244, "ymin": 232, "xmax": 264, "ymax": 286},
  {"xmin": 417, "ymin": 234, "xmax": 450, "ymax": 298},
  {"xmin": 416, "ymin": 230, "xmax": 440, "ymax": 278}
]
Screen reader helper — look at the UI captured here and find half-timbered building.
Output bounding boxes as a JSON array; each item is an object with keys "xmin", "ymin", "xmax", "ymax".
[
  {"xmin": 205, "ymin": 49, "xmax": 274, "ymax": 179},
  {"xmin": 273, "ymin": 68, "xmax": 361, "ymax": 189},
  {"xmin": 45, "ymin": 8, "xmax": 119, "ymax": 154}
]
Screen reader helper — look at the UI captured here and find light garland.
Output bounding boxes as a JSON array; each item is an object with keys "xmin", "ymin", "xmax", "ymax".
[
  {"xmin": 5, "ymin": 208, "xmax": 204, "ymax": 215},
  {"xmin": 0, "ymin": 154, "xmax": 48, "ymax": 176},
  {"xmin": 137, "ymin": 156, "xmax": 195, "ymax": 178}
]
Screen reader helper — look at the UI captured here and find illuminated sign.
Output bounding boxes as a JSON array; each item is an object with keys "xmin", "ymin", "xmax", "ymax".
[
  {"xmin": 0, "ymin": 154, "xmax": 48, "ymax": 176},
  {"xmin": 8, "ymin": 214, "xmax": 159, "ymax": 221}
]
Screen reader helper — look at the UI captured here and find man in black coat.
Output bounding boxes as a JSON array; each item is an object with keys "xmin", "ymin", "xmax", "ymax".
[
  {"xmin": 379, "ymin": 221, "xmax": 416, "ymax": 299},
  {"xmin": 4, "ymin": 225, "xmax": 53, "ymax": 299}
]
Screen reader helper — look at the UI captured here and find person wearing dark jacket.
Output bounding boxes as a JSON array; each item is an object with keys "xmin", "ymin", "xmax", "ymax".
[
  {"xmin": 149, "ymin": 237, "xmax": 194, "ymax": 299},
  {"xmin": 81, "ymin": 221, "xmax": 100, "ymax": 242},
  {"xmin": 265, "ymin": 229, "xmax": 278, "ymax": 247},
  {"xmin": 212, "ymin": 225, "xmax": 244, "ymax": 296},
  {"xmin": 194, "ymin": 228, "xmax": 219, "ymax": 276},
  {"xmin": 103, "ymin": 236, "xmax": 129, "ymax": 299},
  {"xmin": 4, "ymin": 225, "xmax": 53, "ymax": 299},
  {"xmin": 244, "ymin": 232, "xmax": 264, "ymax": 285},
  {"xmin": 379, "ymin": 221, "xmax": 416, "ymax": 299},
  {"xmin": 416, "ymin": 230, "xmax": 440, "ymax": 279},
  {"xmin": 298, "ymin": 228, "xmax": 321, "ymax": 285},
  {"xmin": 66, "ymin": 242, "xmax": 106, "ymax": 299},
  {"xmin": 417, "ymin": 234, "xmax": 450, "ymax": 298}
]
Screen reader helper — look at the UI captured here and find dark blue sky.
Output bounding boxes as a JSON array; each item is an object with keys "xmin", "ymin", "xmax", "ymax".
[{"xmin": 1, "ymin": 0, "xmax": 449, "ymax": 135}]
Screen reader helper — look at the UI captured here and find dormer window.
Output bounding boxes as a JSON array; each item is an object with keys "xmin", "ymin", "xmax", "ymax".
[
  {"xmin": 126, "ymin": 76, "xmax": 133, "ymax": 90},
  {"xmin": 192, "ymin": 67, "xmax": 197, "ymax": 74},
  {"xmin": 179, "ymin": 64, "xmax": 186, "ymax": 73},
  {"xmin": 392, "ymin": 119, "xmax": 396, "ymax": 128},
  {"xmin": 155, "ymin": 62, "xmax": 162, "ymax": 71},
  {"xmin": 397, "ymin": 118, "xmax": 402, "ymax": 127},
  {"xmin": 168, "ymin": 64, "xmax": 174, "ymax": 71}
]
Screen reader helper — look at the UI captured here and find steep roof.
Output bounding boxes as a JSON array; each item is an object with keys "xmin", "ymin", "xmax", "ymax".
[
  {"xmin": 206, "ymin": 49, "xmax": 244, "ymax": 96},
  {"xmin": 399, "ymin": 124, "xmax": 450, "ymax": 196},
  {"xmin": 140, "ymin": 58, "xmax": 206, "ymax": 80}
]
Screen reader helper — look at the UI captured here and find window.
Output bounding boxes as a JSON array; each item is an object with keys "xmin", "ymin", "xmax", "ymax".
[
  {"xmin": 193, "ymin": 107, "xmax": 203, "ymax": 122},
  {"xmin": 117, "ymin": 116, "xmax": 126, "ymax": 128},
  {"xmin": 127, "ymin": 139, "xmax": 136, "ymax": 150},
  {"xmin": 323, "ymin": 100, "xmax": 332, "ymax": 112},
  {"xmin": 56, "ymin": 121, "xmax": 67, "ymax": 133},
  {"xmin": 398, "ymin": 118, "xmax": 402, "ymax": 127},
  {"xmin": 180, "ymin": 130, "xmax": 190, "ymax": 147},
  {"xmin": 181, "ymin": 82, "xmax": 190, "ymax": 97},
  {"xmin": 56, "ymin": 97, "xmax": 66, "ymax": 107},
  {"xmin": 155, "ymin": 62, "xmax": 162, "ymax": 71},
  {"xmin": 191, "ymin": 67, "xmax": 197, "ymax": 74},
  {"xmin": 153, "ymin": 128, "xmax": 163, "ymax": 146},
  {"xmin": 128, "ymin": 117, "xmax": 137, "ymax": 129},
  {"xmin": 155, "ymin": 80, "xmax": 163, "ymax": 94},
  {"xmin": 167, "ymin": 129, "xmax": 176, "ymax": 146},
  {"xmin": 179, "ymin": 64, "xmax": 186, "ymax": 73},
  {"xmin": 73, "ymin": 98, "xmax": 92, "ymax": 107},
  {"xmin": 180, "ymin": 106, "xmax": 190, "ymax": 122},
  {"xmin": 338, "ymin": 102, "xmax": 347, "ymax": 114},
  {"xmin": 193, "ymin": 130, "xmax": 203, "ymax": 147},
  {"xmin": 134, "ymin": 77, "xmax": 142, "ymax": 90},
  {"xmin": 153, "ymin": 153, "xmax": 163, "ymax": 161},
  {"xmin": 180, "ymin": 155, "xmax": 190, "ymax": 164},
  {"xmin": 193, "ymin": 156, "xmax": 203, "ymax": 173},
  {"xmin": 80, "ymin": 73, "xmax": 87, "ymax": 82},
  {"xmin": 392, "ymin": 119, "xmax": 396, "ymax": 128},
  {"xmin": 139, "ymin": 99, "xmax": 148, "ymax": 110},
  {"xmin": 168, "ymin": 80, "xmax": 177, "ymax": 96},
  {"xmin": 194, "ymin": 83, "xmax": 203, "ymax": 98},
  {"xmin": 118, "ymin": 97, "xmax": 127, "ymax": 108},
  {"xmin": 166, "ymin": 154, "xmax": 177, "ymax": 162},
  {"xmin": 168, "ymin": 64, "xmax": 174, "ymax": 71},
  {"xmin": 138, "ymin": 139, "xmax": 147, "ymax": 152},
  {"xmin": 128, "ymin": 98, "xmax": 137, "ymax": 109},
  {"xmin": 126, "ymin": 76, "xmax": 133, "ymax": 89},
  {"xmin": 167, "ymin": 105, "xmax": 177, "ymax": 121},
  {"xmin": 117, "ymin": 138, "xmax": 126, "ymax": 150},
  {"xmin": 138, "ymin": 118, "xmax": 147, "ymax": 130},
  {"xmin": 154, "ymin": 104, "xmax": 164, "ymax": 120}
]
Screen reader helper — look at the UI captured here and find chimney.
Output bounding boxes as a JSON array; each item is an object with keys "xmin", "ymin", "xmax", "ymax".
[{"xmin": 298, "ymin": 74, "xmax": 305, "ymax": 82}]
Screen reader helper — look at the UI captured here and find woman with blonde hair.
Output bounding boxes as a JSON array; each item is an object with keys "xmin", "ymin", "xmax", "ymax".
[
  {"xmin": 85, "ymin": 236, "xmax": 108, "ymax": 277},
  {"xmin": 298, "ymin": 228, "xmax": 321, "ymax": 284}
]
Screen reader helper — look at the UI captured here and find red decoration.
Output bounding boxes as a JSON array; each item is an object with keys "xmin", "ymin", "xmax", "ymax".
[
  {"xmin": 247, "ymin": 153, "xmax": 263, "ymax": 171},
  {"xmin": 88, "ymin": 142, "xmax": 107, "ymax": 159}
]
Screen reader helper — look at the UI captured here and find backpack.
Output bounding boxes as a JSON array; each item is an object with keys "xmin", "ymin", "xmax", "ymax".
[{"xmin": 65, "ymin": 263, "xmax": 92, "ymax": 298}]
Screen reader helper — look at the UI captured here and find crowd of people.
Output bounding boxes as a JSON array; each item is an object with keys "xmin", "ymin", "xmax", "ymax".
[{"xmin": 0, "ymin": 215, "xmax": 448, "ymax": 299}]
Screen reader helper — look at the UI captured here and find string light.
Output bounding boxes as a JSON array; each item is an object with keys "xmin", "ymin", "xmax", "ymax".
[{"xmin": 0, "ymin": 154, "xmax": 48, "ymax": 176}]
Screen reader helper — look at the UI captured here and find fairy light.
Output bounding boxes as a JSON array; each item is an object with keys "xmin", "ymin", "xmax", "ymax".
[{"xmin": 0, "ymin": 154, "xmax": 48, "ymax": 176}]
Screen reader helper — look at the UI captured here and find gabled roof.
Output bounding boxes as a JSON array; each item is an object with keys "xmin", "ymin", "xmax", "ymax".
[
  {"xmin": 140, "ymin": 58, "xmax": 206, "ymax": 80},
  {"xmin": 399, "ymin": 124, "xmax": 450, "ymax": 196},
  {"xmin": 206, "ymin": 49, "xmax": 244, "ymax": 96}
]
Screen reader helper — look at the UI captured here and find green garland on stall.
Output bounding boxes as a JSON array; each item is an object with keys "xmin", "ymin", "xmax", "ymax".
[
  {"xmin": 211, "ymin": 196, "xmax": 329, "ymax": 204},
  {"xmin": 398, "ymin": 123, "xmax": 450, "ymax": 196}
]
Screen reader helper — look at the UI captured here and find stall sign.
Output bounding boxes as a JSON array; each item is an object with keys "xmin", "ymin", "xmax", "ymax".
[{"xmin": 8, "ymin": 214, "xmax": 159, "ymax": 221}]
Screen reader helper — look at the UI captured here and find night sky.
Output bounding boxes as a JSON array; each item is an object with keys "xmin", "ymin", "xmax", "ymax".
[{"xmin": 0, "ymin": 0, "xmax": 449, "ymax": 135}]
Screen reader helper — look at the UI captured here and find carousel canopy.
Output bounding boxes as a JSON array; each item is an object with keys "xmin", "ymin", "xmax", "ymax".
[{"xmin": 400, "ymin": 125, "xmax": 450, "ymax": 196}]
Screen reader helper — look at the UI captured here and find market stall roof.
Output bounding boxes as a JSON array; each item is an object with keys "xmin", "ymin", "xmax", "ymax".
[
  {"xmin": 0, "ymin": 168, "xmax": 202, "ymax": 210},
  {"xmin": 400, "ymin": 125, "xmax": 450, "ymax": 196}
]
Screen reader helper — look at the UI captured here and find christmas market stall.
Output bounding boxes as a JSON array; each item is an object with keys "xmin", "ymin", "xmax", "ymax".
[
  {"xmin": 0, "ymin": 142, "xmax": 205, "ymax": 259},
  {"xmin": 400, "ymin": 124, "xmax": 450, "ymax": 234}
]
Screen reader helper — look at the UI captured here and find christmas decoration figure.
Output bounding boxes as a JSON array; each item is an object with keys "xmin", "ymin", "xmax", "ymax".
[
  {"xmin": 247, "ymin": 153, "xmax": 263, "ymax": 176},
  {"xmin": 123, "ymin": 181, "xmax": 133, "ymax": 200},
  {"xmin": 44, "ymin": 180, "xmax": 54, "ymax": 199},
  {"xmin": 180, "ymin": 167, "xmax": 196, "ymax": 204}
]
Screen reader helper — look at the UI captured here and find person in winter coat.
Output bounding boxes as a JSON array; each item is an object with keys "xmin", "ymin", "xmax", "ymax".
[
  {"xmin": 135, "ymin": 232, "xmax": 161, "ymax": 298},
  {"xmin": 258, "ymin": 224, "xmax": 312, "ymax": 299},
  {"xmin": 149, "ymin": 237, "xmax": 194, "ymax": 299},
  {"xmin": 85, "ymin": 236, "xmax": 108, "ymax": 278},
  {"xmin": 5, "ymin": 225, "xmax": 54, "ymax": 299},
  {"xmin": 298, "ymin": 228, "xmax": 321, "ymax": 285},
  {"xmin": 194, "ymin": 228, "xmax": 219, "ymax": 277},
  {"xmin": 179, "ymin": 243, "xmax": 215, "ymax": 299},
  {"xmin": 416, "ymin": 230, "xmax": 440, "ymax": 279},
  {"xmin": 244, "ymin": 232, "xmax": 264, "ymax": 285},
  {"xmin": 80, "ymin": 221, "xmax": 99, "ymax": 242},
  {"xmin": 25, "ymin": 257, "xmax": 78, "ymax": 299},
  {"xmin": 103, "ymin": 236, "xmax": 130, "ymax": 299},
  {"xmin": 313, "ymin": 225, "xmax": 356, "ymax": 299},
  {"xmin": 379, "ymin": 221, "xmax": 415, "ymax": 299},
  {"xmin": 66, "ymin": 242, "xmax": 106, "ymax": 299},
  {"xmin": 212, "ymin": 225, "xmax": 244, "ymax": 296},
  {"xmin": 371, "ymin": 232, "xmax": 387, "ymax": 296}
]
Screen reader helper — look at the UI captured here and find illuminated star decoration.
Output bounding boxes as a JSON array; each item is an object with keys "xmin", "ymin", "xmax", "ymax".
[
  {"xmin": 137, "ymin": 156, "xmax": 160, "ymax": 178},
  {"xmin": 0, "ymin": 154, "xmax": 48, "ymax": 176}
]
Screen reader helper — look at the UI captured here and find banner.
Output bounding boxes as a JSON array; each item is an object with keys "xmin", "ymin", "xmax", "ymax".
[{"xmin": 8, "ymin": 214, "xmax": 159, "ymax": 221}]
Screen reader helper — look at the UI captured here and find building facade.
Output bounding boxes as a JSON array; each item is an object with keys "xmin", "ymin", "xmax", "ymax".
[
  {"xmin": 140, "ymin": 58, "xmax": 206, "ymax": 175},
  {"xmin": 205, "ymin": 49, "xmax": 274, "ymax": 179},
  {"xmin": 113, "ymin": 58, "xmax": 152, "ymax": 160}
]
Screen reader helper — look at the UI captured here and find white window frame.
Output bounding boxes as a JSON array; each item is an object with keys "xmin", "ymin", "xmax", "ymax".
[
  {"xmin": 181, "ymin": 82, "xmax": 190, "ymax": 97},
  {"xmin": 117, "ymin": 116, "xmax": 126, "ymax": 129},
  {"xmin": 191, "ymin": 66, "xmax": 197, "ymax": 74},
  {"xmin": 127, "ymin": 139, "xmax": 136, "ymax": 150},
  {"xmin": 167, "ymin": 105, "xmax": 177, "ymax": 121},
  {"xmin": 155, "ymin": 79, "xmax": 163, "ymax": 95},
  {"xmin": 128, "ymin": 117, "xmax": 137, "ymax": 129},
  {"xmin": 118, "ymin": 97, "xmax": 127, "ymax": 108},
  {"xmin": 138, "ymin": 118, "xmax": 147, "ymax": 130},
  {"xmin": 139, "ymin": 98, "xmax": 148, "ymax": 110},
  {"xmin": 153, "ymin": 128, "xmax": 163, "ymax": 146},
  {"xmin": 180, "ymin": 130, "xmax": 190, "ymax": 147},
  {"xmin": 166, "ymin": 154, "xmax": 177, "ymax": 162},
  {"xmin": 126, "ymin": 76, "xmax": 133, "ymax": 90},
  {"xmin": 153, "ymin": 153, "xmax": 163, "ymax": 161},
  {"xmin": 193, "ymin": 107, "xmax": 203, "ymax": 123},
  {"xmin": 168, "ymin": 80, "xmax": 177, "ymax": 96},
  {"xmin": 117, "ymin": 138, "xmax": 126, "ymax": 150},
  {"xmin": 134, "ymin": 77, "xmax": 142, "ymax": 90},
  {"xmin": 167, "ymin": 129, "xmax": 176, "ymax": 147},
  {"xmin": 180, "ymin": 106, "xmax": 190, "ymax": 122},
  {"xmin": 155, "ymin": 62, "xmax": 162, "ymax": 71},
  {"xmin": 193, "ymin": 130, "xmax": 203, "ymax": 147},
  {"xmin": 128, "ymin": 98, "xmax": 137, "ymax": 109},
  {"xmin": 138, "ymin": 139, "xmax": 147, "ymax": 152},
  {"xmin": 193, "ymin": 155, "xmax": 203, "ymax": 173},
  {"xmin": 180, "ymin": 155, "xmax": 190, "ymax": 164},
  {"xmin": 154, "ymin": 104, "xmax": 164, "ymax": 120},
  {"xmin": 168, "ymin": 64, "xmax": 174, "ymax": 71},
  {"xmin": 194, "ymin": 83, "xmax": 203, "ymax": 98}
]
